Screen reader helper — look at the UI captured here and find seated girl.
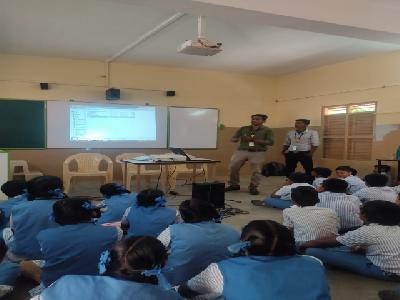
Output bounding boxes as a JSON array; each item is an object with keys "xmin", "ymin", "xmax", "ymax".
[
  {"xmin": 0, "ymin": 239, "xmax": 20, "ymax": 297},
  {"xmin": 96, "ymin": 183, "xmax": 136, "ymax": 224},
  {"xmin": 158, "ymin": 198, "xmax": 240, "ymax": 286},
  {"xmin": 303, "ymin": 200, "xmax": 400, "ymax": 281},
  {"xmin": 34, "ymin": 236, "xmax": 183, "ymax": 300},
  {"xmin": 4, "ymin": 176, "xmax": 66, "ymax": 260},
  {"xmin": 37, "ymin": 198, "xmax": 122, "ymax": 287},
  {"xmin": 0, "ymin": 180, "xmax": 28, "ymax": 229},
  {"xmin": 122, "ymin": 189, "xmax": 179, "ymax": 237},
  {"xmin": 179, "ymin": 220, "xmax": 331, "ymax": 300}
]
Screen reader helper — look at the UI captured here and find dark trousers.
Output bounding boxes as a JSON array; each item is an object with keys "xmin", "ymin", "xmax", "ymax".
[{"xmin": 284, "ymin": 151, "xmax": 313, "ymax": 176}]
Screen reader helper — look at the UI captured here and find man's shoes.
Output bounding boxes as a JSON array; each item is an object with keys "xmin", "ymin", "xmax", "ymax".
[
  {"xmin": 249, "ymin": 186, "xmax": 259, "ymax": 195},
  {"xmin": 251, "ymin": 200, "xmax": 264, "ymax": 206},
  {"xmin": 225, "ymin": 185, "xmax": 240, "ymax": 192}
]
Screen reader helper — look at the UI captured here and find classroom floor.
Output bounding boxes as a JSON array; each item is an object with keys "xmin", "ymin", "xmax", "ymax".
[{"xmin": 7, "ymin": 176, "xmax": 398, "ymax": 300}]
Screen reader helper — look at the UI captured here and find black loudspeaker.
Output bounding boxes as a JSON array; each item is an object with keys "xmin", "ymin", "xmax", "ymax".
[
  {"xmin": 192, "ymin": 181, "xmax": 225, "ymax": 208},
  {"xmin": 165, "ymin": 90, "xmax": 175, "ymax": 97},
  {"xmin": 40, "ymin": 83, "xmax": 49, "ymax": 90},
  {"xmin": 106, "ymin": 88, "xmax": 120, "ymax": 100}
]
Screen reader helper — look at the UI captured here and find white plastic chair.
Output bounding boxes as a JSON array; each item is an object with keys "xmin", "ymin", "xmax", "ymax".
[
  {"xmin": 10, "ymin": 160, "xmax": 43, "ymax": 181},
  {"xmin": 63, "ymin": 153, "xmax": 113, "ymax": 193},
  {"xmin": 115, "ymin": 153, "xmax": 161, "ymax": 190}
]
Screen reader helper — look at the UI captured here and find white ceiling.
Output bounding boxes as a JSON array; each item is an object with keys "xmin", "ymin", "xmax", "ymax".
[{"xmin": 1, "ymin": 0, "xmax": 400, "ymax": 75}]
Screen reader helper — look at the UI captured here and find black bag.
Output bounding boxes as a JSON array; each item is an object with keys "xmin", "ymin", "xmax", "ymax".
[{"xmin": 262, "ymin": 162, "xmax": 285, "ymax": 177}]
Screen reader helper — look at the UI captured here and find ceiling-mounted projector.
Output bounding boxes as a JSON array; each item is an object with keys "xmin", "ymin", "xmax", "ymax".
[{"xmin": 178, "ymin": 16, "xmax": 222, "ymax": 56}]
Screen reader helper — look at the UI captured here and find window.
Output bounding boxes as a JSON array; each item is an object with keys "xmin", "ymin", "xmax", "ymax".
[{"xmin": 322, "ymin": 102, "xmax": 376, "ymax": 160}]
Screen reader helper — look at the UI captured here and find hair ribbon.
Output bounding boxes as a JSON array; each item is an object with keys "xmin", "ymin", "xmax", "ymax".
[
  {"xmin": 154, "ymin": 196, "xmax": 167, "ymax": 207},
  {"xmin": 48, "ymin": 188, "xmax": 64, "ymax": 199},
  {"xmin": 98, "ymin": 250, "xmax": 111, "ymax": 275},
  {"xmin": 141, "ymin": 266, "xmax": 173, "ymax": 290},
  {"xmin": 228, "ymin": 241, "xmax": 251, "ymax": 254}
]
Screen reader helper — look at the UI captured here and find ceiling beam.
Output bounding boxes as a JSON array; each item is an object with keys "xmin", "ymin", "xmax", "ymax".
[
  {"xmin": 105, "ymin": 12, "xmax": 185, "ymax": 63},
  {"xmin": 127, "ymin": 0, "xmax": 400, "ymax": 44}
]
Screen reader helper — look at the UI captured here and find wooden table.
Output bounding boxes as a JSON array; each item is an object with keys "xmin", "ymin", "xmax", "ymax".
[
  {"xmin": 123, "ymin": 159, "xmax": 220, "ymax": 193},
  {"xmin": 376, "ymin": 159, "xmax": 400, "ymax": 180}
]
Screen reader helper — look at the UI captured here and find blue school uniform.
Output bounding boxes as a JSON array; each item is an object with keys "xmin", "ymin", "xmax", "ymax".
[
  {"xmin": 0, "ymin": 262, "xmax": 20, "ymax": 286},
  {"xmin": 96, "ymin": 193, "xmax": 137, "ymax": 224},
  {"xmin": 0, "ymin": 194, "xmax": 28, "ymax": 228},
  {"xmin": 9, "ymin": 199, "xmax": 58, "ymax": 259},
  {"xmin": 39, "ymin": 275, "xmax": 183, "ymax": 300},
  {"xmin": 126, "ymin": 206, "xmax": 176, "ymax": 237},
  {"xmin": 37, "ymin": 223, "xmax": 119, "ymax": 287},
  {"xmin": 217, "ymin": 255, "xmax": 330, "ymax": 300},
  {"xmin": 164, "ymin": 222, "xmax": 240, "ymax": 286}
]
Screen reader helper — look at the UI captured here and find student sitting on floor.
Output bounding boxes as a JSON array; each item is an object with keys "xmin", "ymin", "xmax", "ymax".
[
  {"xmin": 353, "ymin": 173, "xmax": 398, "ymax": 203},
  {"xmin": 96, "ymin": 183, "xmax": 136, "ymax": 224},
  {"xmin": 34, "ymin": 236, "xmax": 183, "ymax": 300},
  {"xmin": 0, "ymin": 180, "xmax": 28, "ymax": 229},
  {"xmin": 37, "ymin": 198, "xmax": 122, "ymax": 287},
  {"xmin": 0, "ymin": 240, "xmax": 20, "ymax": 297},
  {"xmin": 311, "ymin": 167, "xmax": 332, "ymax": 189},
  {"xmin": 253, "ymin": 172, "xmax": 313, "ymax": 209},
  {"xmin": 317, "ymin": 178, "xmax": 363, "ymax": 233},
  {"xmin": 4, "ymin": 176, "xmax": 66, "ymax": 261},
  {"xmin": 303, "ymin": 200, "xmax": 400, "ymax": 281},
  {"xmin": 121, "ymin": 189, "xmax": 179, "ymax": 238},
  {"xmin": 335, "ymin": 166, "xmax": 366, "ymax": 194},
  {"xmin": 179, "ymin": 220, "xmax": 331, "ymax": 300},
  {"xmin": 158, "ymin": 198, "xmax": 240, "ymax": 286},
  {"xmin": 283, "ymin": 186, "xmax": 339, "ymax": 245}
]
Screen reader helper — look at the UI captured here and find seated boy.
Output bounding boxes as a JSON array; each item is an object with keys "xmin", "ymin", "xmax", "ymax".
[
  {"xmin": 311, "ymin": 167, "xmax": 332, "ymax": 189},
  {"xmin": 335, "ymin": 166, "xmax": 366, "ymax": 194},
  {"xmin": 283, "ymin": 186, "xmax": 339, "ymax": 245},
  {"xmin": 0, "ymin": 180, "xmax": 28, "ymax": 228},
  {"xmin": 317, "ymin": 178, "xmax": 363, "ymax": 233},
  {"xmin": 252, "ymin": 172, "xmax": 313, "ymax": 209},
  {"xmin": 353, "ymin": 173, "xmax": 398, "ymax": 203}
]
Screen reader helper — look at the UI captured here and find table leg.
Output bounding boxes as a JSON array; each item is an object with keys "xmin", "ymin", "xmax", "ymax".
[
  {"xmin": 160, "ymin": 165, "xmax": 168, "ymax": 193},
  {"xmin": 377, "ymin": 160, "xmax": 382, "ymax": 173},
  {"xmin": 207, "ymin": 163, "xmax": 216, "ymax": 181},
  {"xmin": 124, "ymin": 161, "xmax": 128, "ymax": 188},
  {"xmin": 136, "ymin": 165, "xmax": 142, "ymax": 193},
  {"xmin": 192, "ymin": 164, "xmax": 197, "ymax": 183}
]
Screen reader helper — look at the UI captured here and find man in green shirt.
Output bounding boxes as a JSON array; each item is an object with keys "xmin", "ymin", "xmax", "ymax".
[{"xmin": 226, "ymin": 114, "xmax": 274, "ymax": 195}]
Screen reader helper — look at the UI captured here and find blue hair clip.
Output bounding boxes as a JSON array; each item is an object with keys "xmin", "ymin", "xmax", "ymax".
[
  {"xmin": 48, "ymin": 212, "xmax": 55, "ymax": 222},
  {"xmin": 98, "ymin": 250, "xmax": 111, "ymax": 275},
  {"xmin": 228, "ymin": 241, "xmax": 251, "ymax": 254},
  {"xmin": 141, "ymin": 266, "xmax": 172, "ymax": 290},
  {"xmin": 82, "ymin": 202, "xmax": 94, "ymax": 210},
  {"xmin": 154, "ymin": 196, "xmax": 166, "ymax": 207},
  {"xmin": 214, "ymin": 213, "xmax": 223, "ymax": 223},
  {"xmin": 114, "ymin": 184, "xmax": 126, "ymax": 192},
  {"xmin": 48, "ymin": 188, "xmax": 64, "ymax": 199}
]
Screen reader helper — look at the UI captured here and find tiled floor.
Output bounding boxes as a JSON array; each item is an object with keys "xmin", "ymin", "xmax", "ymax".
[{"xmin": 7, "ymin": 176, "xmax": 398, "ymax": 300}]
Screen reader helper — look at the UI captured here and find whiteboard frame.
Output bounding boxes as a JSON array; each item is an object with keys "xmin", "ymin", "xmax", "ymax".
[{"xmin": 167, "ymin": 106, "xmax": 219, "ymax": 149}]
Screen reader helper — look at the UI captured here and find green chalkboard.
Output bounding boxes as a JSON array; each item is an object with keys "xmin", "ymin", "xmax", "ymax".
[{"xmin": 0, "ymin": 99, "xmax": 46, "ymax": 148}]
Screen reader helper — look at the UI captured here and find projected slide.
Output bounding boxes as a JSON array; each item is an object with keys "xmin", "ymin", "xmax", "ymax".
[{"xmin": 69, "ymin": 105, "xmax": 156, "ymax": 141}]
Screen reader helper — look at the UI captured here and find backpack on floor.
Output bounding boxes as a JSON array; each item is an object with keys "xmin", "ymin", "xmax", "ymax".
[{"xmin": 262, "ymin": 162, "xmax": 285, "ymax": 177}]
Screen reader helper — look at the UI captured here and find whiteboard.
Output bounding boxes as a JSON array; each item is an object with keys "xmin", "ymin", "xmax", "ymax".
[{"xmin": 168, "ymin": 107, "xmax": 218, "ymax": 149}]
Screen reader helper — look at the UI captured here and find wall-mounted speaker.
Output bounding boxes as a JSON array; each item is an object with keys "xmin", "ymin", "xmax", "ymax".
[
  {"xmin": 166, "ymin": 90, "xmax": 176, "ymax": 97},
  {"xmin": 106, "ymin": 88, "xmax": 120, "ymax": 100},
  {"xmin": 40, "ymin": 83, "xmax": 49, "ymax": 90}
]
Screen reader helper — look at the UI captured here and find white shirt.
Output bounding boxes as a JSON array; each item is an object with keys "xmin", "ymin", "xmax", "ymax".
[
  {"xmin": 317, "ymin": 191, "xmax": 362, "ymax": 229},
  {"xmin": 312, "ymin": 177, "xmax": 327, "ymax": 188},
  {"xmin": 342, "ymin": 176, "xmax": 367, "ymax": 194},
  {"xmin": 275, "ymin": 183, "xmax": 314, "ymax": 200},
  {"xmin": 353, "ymin": 187, "xmax": 398, "ymax": 203},
  {"xmin": 283, "ymin": 206, "xmax": 339, "ymax": 242},
  {"xmin": 283, "ymin": 129, "xmax": 319, "ymax": 152},
  {"xmin": 393, "ymin": 185, "xmax": 400, "ymax": 194},
  {"xmin": 337, "ymin": 224, "xmax": 400, "ymax": 275}
]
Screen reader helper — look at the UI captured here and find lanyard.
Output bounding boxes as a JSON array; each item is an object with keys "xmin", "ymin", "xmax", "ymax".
[{"xmin": 294, "ymin": 131, "xmax": 304, "ymax": 142}]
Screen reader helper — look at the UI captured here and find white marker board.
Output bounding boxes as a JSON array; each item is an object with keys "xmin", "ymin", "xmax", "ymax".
[{"xmin": 168, "ymin": 107, "xmax": 218, "ymax": 149}]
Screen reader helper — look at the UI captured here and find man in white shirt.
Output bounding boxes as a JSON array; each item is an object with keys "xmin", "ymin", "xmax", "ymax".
[{"xmin": 282, "ymin": 119, "xmax": 319, "ymax": 176}]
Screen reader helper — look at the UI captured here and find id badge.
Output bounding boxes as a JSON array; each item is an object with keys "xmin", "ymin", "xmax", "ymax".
[
  {"xmin": 292, "ymin": 145, "xmax": 297, "ymax": 151},
  {"xmin": 249, "ymin": 142, "xmax": 255, "ymax": 147}
]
